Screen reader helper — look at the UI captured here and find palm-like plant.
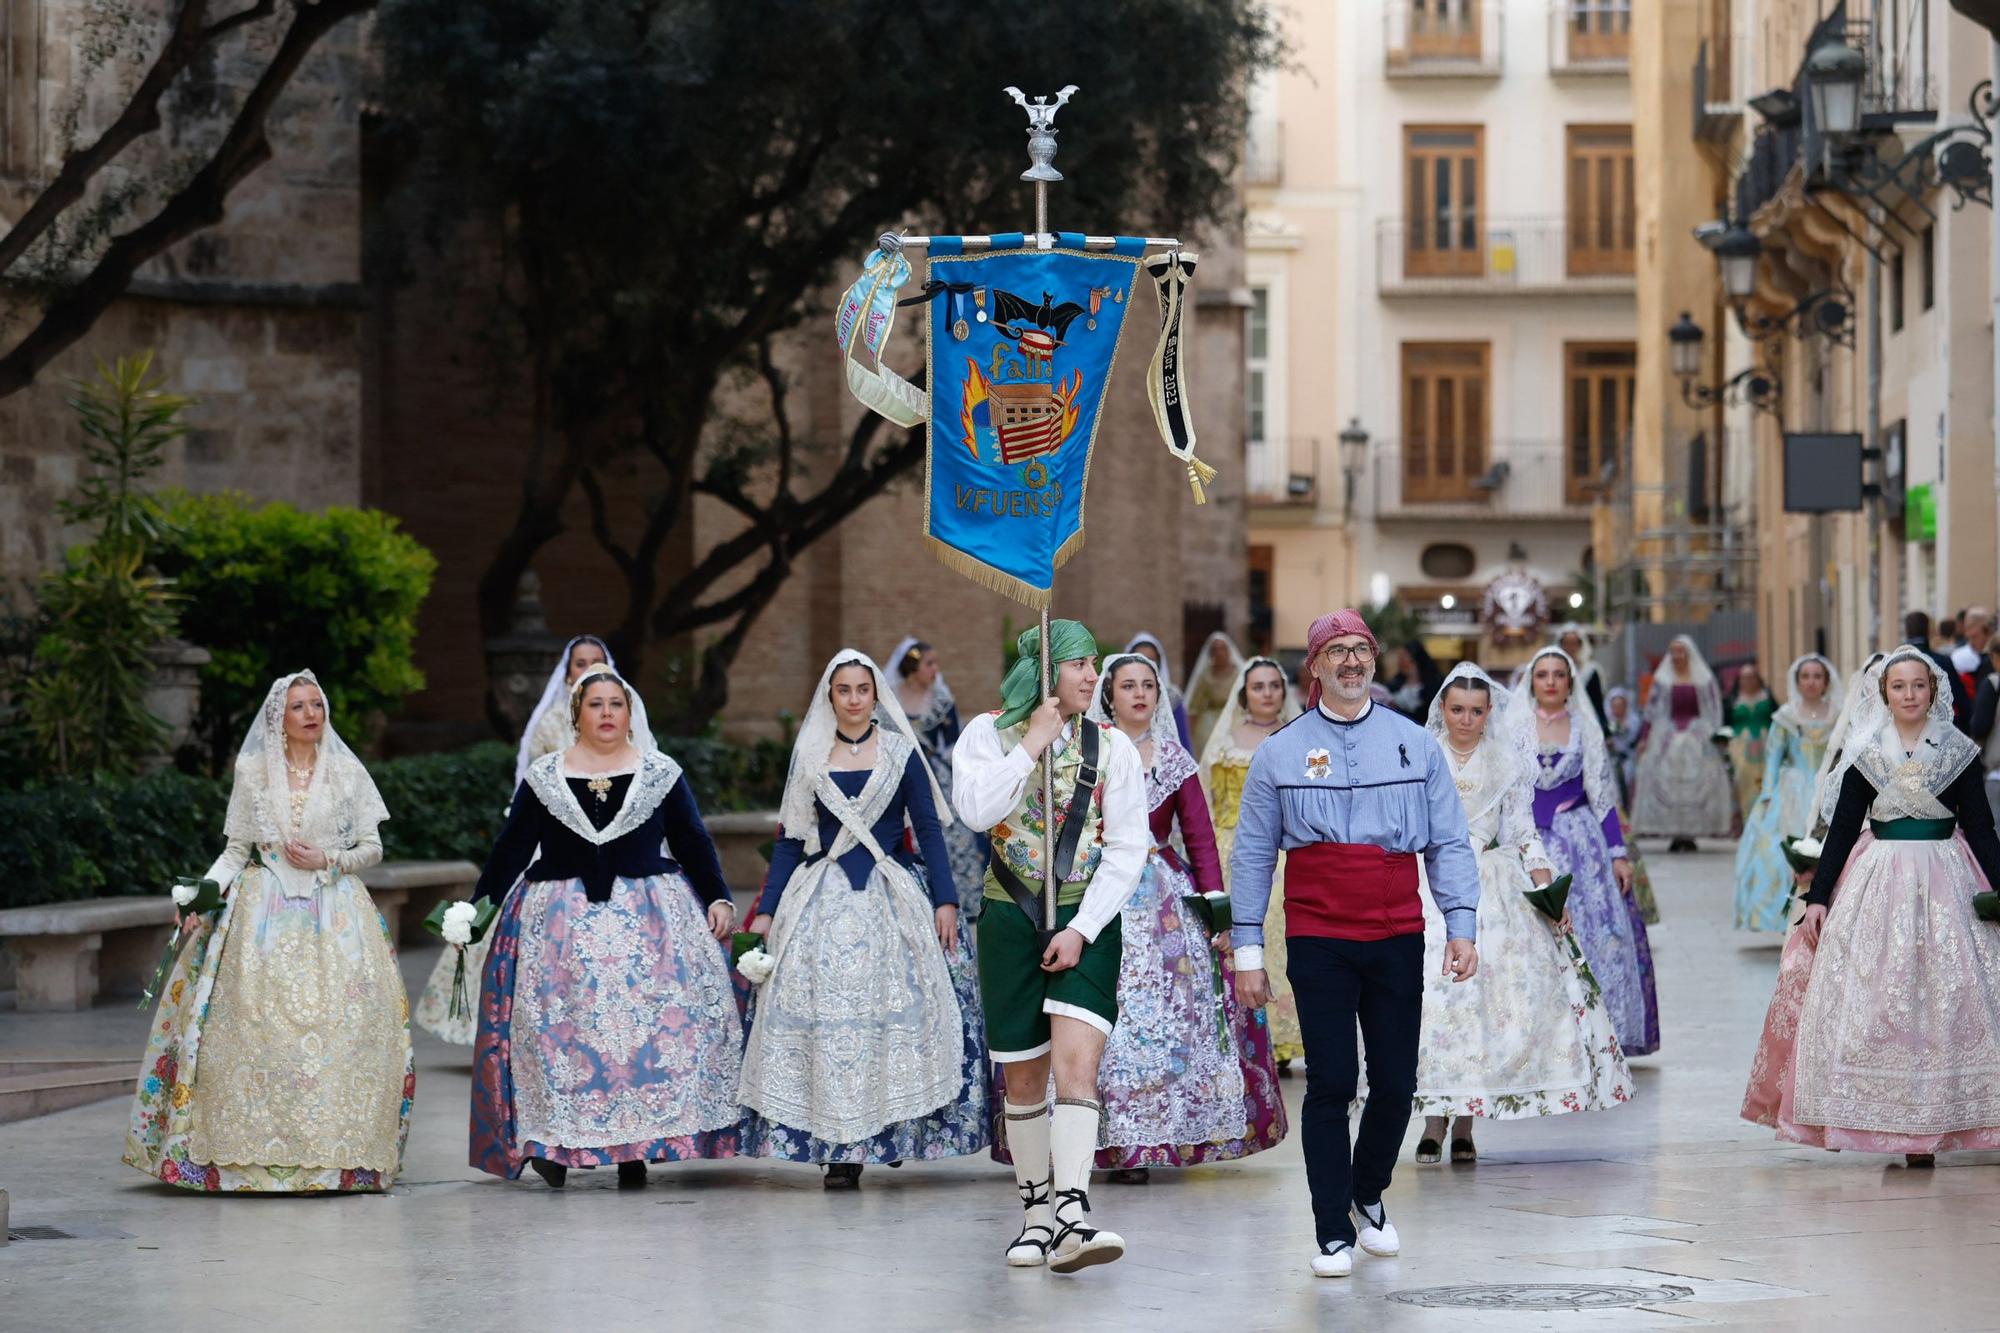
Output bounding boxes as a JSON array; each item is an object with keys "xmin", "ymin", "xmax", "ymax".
[{"xmin": 21, "ymin": 354, "xmax": 191, "ymax": 777}]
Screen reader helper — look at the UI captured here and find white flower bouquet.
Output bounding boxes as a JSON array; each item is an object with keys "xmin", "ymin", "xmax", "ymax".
[
  {"xmin": 140, "ymin": 875, "xmax": 225, "ymax": 1010},
  {"xmin": 736, "ymin": 945, "xmax": 776, "ymax": 985},
  {"xmin": 423, "ymin": 897, "xmax": 499, "ymax": 1020},
  {"xmin": 1781, "ymin": 837, "xmax": 1824, "ymax": 876}
]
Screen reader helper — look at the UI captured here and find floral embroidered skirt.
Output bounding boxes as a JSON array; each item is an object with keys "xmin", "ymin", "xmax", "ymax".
[
  {"xmin": 1093, "ymin": 851, "xmax": 1286, "ymax": 1166},
  {"xmin": 415, "ymin": 933, "xmax": 491, "ymax": 1046},
  {"xmin": 1414, "ymin": 847, "xmax": 1633, "ymax": 1119},
  {"xmin": 738, "ymin": 881, "xmax": 990, "ymax": 1164},
  {"xmin": 469, "ymin": 873, "xmax": 744, "ymax": 1178},
  {"xmin": 1632, "ymin": 728, "xmax": 1735, "ymax": 839},
  {"xmin": 737, "ymin": 861, "xmax": 983, "ymax": 1161},
  {"xmin": 1541, "ymin": 807, "xmax": 1660, "ymax": 1056},
  {"xmin": 1744, "ymin": 831, "xmax": 2000, "ymax": 1153},
  {"xmin": 122, "ymin": 867, "xmax": 413, "ymax": 1192}
]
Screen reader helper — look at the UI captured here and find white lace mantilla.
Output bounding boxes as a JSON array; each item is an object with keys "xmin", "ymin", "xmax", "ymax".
[
  {"xmin": 1145, "ymin": 736, "xmax": 1199, "ymax": 812},
  {"xmin": 525, "ymin": 749, "xmax": 686, "ymax": 846}
]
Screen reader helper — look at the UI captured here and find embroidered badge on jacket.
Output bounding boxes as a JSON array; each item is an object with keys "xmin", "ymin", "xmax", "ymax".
[{"xmin": 1305, "ymin": 747, "xmax": 1332, "ymax": 779}]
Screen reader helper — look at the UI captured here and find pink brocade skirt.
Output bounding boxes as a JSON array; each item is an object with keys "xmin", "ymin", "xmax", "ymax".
[{"xmin": 1741, "ymin": 830, "xmax": 2000, "ymax": 1154}]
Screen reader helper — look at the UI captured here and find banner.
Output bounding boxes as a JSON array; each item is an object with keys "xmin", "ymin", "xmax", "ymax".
[{"xmin": 921, "ymin": 235, "xmax": 1144, "ymax": 607}]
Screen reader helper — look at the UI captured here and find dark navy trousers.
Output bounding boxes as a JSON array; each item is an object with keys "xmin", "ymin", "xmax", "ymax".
[{"xmin": 1285, "ymin": 932, "xmax": 1425, "ymax": 1247}]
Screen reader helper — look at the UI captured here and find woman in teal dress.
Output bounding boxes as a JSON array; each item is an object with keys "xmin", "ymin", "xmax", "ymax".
[{"xmin": 1733, "ymin": 655, "xmax": 1840, "ymax": 932}]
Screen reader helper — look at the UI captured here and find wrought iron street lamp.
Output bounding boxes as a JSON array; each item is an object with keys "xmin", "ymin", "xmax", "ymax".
[
  {"xmin": 1712, "ymin": 225, "xmax": 1762, "ymax": 300},
  {"xmin": 1669, "ymin": 313, "xmax": 1782, "ymax": 415},
  {"xmin": 1338, "ymin": 417, "xmax": 1369, "ymax": 521},
  {"xmin": 1806, "ymin": 40, "xmax": 1866, "ymax": 137}
]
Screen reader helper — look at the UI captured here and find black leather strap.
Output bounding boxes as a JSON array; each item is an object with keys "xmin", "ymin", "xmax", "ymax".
[
  {"xmin": 1051, "ymin": 723, "xmax": 1100, "ymax": 883},
  {"xmin": 990, "ymin": 723, "xmax": 1102, "ymax": 938}
]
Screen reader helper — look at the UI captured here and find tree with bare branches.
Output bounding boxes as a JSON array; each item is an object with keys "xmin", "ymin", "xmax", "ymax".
[
  {"xmin": 0, "ymin": 0, "xmax": 374, "ymax": 400},
  {"xmin": 376, "ymin": 0, "xmax": 1277, "ymax": 729}
]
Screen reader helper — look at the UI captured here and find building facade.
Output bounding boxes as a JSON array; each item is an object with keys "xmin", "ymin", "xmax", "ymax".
[
  {"xmin": 0, "ymin": 1, "xmax": 368, "ymax": 585},
  {"xmin": 1631, "ymin": 0, "xmax": 1997, "ymax": 681},
  {"xmin": 1246, "ymin": 0, "xmax": 1638, "ymax": 668}
]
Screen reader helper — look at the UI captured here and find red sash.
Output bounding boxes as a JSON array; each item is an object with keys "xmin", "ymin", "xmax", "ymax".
[{"xmin": 1282, "ymin": 841, "xmax": 1422, "ymax": 942}]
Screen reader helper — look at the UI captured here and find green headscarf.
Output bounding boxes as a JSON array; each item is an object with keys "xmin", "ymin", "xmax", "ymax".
[{"xmin": 997, "ymin": 619, "xmax": 1099, "ymax": 729}]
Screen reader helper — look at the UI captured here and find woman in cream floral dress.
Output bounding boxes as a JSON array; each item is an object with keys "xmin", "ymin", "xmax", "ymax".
[
  {"xmin": 1202, "ymin": 656, "xmax": 1303, "ymax": 1069},
  {"xmin": 124, "ymin": 671, "xmax": 412, "ymax": 1192},
  {"xmin": 1411, "ymin": 664, "xmax": 1633, "ymax": 1164}
]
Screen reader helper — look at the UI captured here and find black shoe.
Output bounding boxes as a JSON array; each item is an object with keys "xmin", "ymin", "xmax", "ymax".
[
  {"xmin": 1670, "ymin": 837, "xmax": 1698, "ymax": 853},
  {"xmin": 529, "ymin": 1158, "xmax": 567, "ymax": 1189},
  {"xmin": 1278, "ymin": 1059, "xmax": 1294, "ymax": 1080},
  {"xmin": 618, "ymin": 1160, "xmax": 647, "ymax": 1188},
  {"xmin": 1107, "ymin": 1167, "xmax": 1150, "ymax": 1185},
  {"xmin": 823, "ymin": 1162, "xmax": 863, "ymax": 1189}
]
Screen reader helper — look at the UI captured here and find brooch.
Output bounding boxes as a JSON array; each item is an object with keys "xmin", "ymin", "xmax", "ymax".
[
  {"xmin": 1305, "ymin": 748, "xmax": 1332, "ymax": 780},
  {"xmin": 586, "ymin": 775, "xmax": 613, "ymax": 806}
]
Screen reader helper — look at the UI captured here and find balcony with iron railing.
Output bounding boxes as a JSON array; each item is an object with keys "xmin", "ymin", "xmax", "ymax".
[
  {"xmin": 1246, "ymin": 434, "xmax": 1325, "ymax": 509},
  {"xmin": 1385, "ymin": 1, "xmax": 1503, "ymax": 79},
  {"xmin": 1372, "ymin": 440, "xmax": 1601, "ymax": 522},
  {"xmin": 1845, "ymin": 5, "xmax": 1938, "ymax": 123},
  {"xmin": 1549, "ymin": 0, "xmax": 1631, "ymax": 75},
  {"xmin": 1376, "ymin": 217, "xmax": 1636, "ymax": 296}
]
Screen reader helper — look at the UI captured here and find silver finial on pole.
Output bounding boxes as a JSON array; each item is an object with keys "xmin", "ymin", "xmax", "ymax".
[{"xmin": 1005, "ymin": 85, "xmax": 1078, "ymax": 183}]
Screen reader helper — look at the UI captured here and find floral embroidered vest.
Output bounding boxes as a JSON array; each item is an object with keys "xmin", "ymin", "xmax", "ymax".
[{"xmin": 988, "ymin": 717, "xmax": 1108, "ymax": 906}]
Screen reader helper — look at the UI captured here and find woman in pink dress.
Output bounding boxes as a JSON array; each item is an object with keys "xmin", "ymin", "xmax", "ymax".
[{"xmin": 1742, "ymin": 647, "xmax": 2000, "ymax": 1164}]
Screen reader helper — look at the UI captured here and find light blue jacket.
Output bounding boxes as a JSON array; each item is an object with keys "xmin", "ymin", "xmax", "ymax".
[{"xmin": 1228, "ymin": 701, "xmax": 1480, "ymax": 965}]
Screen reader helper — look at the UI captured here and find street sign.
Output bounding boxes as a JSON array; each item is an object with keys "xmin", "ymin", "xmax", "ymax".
[{"xmin": 1781, "ymin": 432, "xmax": 1864, "ymax": 512}]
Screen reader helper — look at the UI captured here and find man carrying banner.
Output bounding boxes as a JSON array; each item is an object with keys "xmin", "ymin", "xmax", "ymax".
[
  {"xmin": 952, "ymin": 620, "xmax": 1148, "ymax": 1274},
  {"xmin": 1227, "ymin": 608, "xmax": 1481, "ymax": 1278}
]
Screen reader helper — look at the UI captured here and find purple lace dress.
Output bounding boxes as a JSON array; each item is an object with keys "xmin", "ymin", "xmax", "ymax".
[{"xmin": 1532, "ymin": 725, "xmax": 1660, "ymax": 1056}]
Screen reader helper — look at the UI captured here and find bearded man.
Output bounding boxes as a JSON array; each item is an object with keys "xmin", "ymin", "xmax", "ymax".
[{"xmin": 1227, "ymin": 608, "xmax": 1481, "ymax": 1277}]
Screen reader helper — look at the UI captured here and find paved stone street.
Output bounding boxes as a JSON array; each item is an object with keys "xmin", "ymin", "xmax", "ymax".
[{"xmin": 3, "ymin": 842, "xmax": 1999, "ymax": 1330}]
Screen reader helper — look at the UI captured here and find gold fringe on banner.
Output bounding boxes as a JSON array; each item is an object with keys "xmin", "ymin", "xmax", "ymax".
[{"xmin": 922, "ymin": 529, "xmax": 1090, "ymax": 610}]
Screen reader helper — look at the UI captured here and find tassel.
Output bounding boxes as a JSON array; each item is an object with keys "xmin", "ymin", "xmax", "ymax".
[{"xmin": 1183, "ymin": 455, "xmax": 1217, "ymax": 504}]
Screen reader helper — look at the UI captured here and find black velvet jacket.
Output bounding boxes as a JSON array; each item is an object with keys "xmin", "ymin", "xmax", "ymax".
[
  {"xmin": 1807, "ymin": 762, "xmax": 2000, "ymax": 907},
  {"xmin": 473, "ymin": 756, "xmax": 731, "ymax": 905}
]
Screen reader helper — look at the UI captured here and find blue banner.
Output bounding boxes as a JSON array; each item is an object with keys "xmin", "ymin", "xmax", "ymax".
[{"xmin": 922, "ymin": 241, "xmax": 1144, "ymax": 606}]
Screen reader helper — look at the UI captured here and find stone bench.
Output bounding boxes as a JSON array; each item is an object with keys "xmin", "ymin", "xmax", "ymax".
[
  {"xmin": 0, "ymin": 860, "xmax": 482, "ymax": 1011},
  {"xmin": 704, "ymin": 810, "xmax": 780, "ymax": 903},
  {"xmin": 359, "ymin": 860, "xmax": 481, "ymax": 946},
  {"xmin": 0, "ymin": 897, "xmax": 177, "ymax": 1012}
]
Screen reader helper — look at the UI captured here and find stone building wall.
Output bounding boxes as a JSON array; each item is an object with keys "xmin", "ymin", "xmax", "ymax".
[
  {"xmin": 0, "ymin": 1, "xmax": 367, "ymax": 586},
  {"xmin": 365, "ymin": 195, "xmax": 1249, "ymax": 747}
]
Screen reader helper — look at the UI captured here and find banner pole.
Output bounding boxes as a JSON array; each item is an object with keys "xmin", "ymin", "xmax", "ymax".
[{"xmin": 1035, "ymin": 171, "xmax": 1059, "ymax": 937}]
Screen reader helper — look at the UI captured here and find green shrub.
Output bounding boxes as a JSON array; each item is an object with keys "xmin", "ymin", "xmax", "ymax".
[
  {"xmin": 0, "ymin": 734, "xmax": 784, "ymax": 910},
  {"xmin": 152, "ymin": 493, "xmax": 437, "ymax": 772},
  {"xmin": 662, "ymin": 730, "xmax": 789, "ymax": 813},
  {"xmin": 371, "ymin": 741, "xmax": 514, "ymax": 862},
  {"xmin": 0, "ymin": 769, "xmax": 229, "ymax": 906}
]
